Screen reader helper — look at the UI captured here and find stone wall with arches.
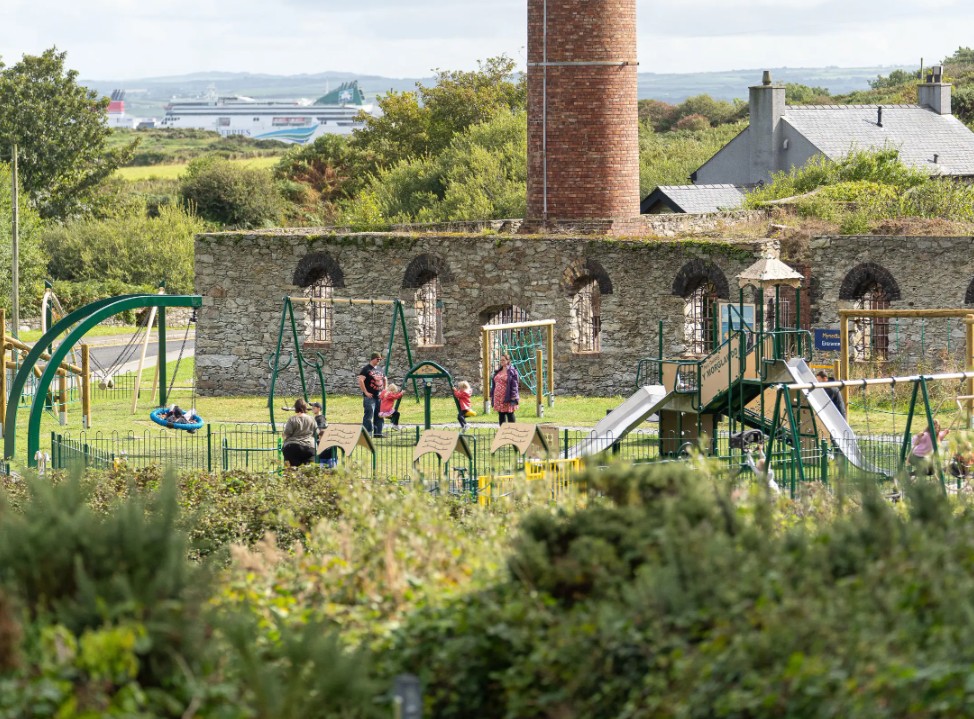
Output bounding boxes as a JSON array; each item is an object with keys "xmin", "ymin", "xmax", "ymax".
[
  {"xmin": 809, "ymin": 235, "xmax": 974, "ymax": 367},
  {"xmin": 194, "ymin": 231, "xmax": 767, "ymax": 397},
  {"xmin": 195, "ymin": 231, "xmax": 974, "ymax": 397}
]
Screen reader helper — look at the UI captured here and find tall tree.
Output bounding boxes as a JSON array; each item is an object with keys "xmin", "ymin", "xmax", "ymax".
[
  {"xmin": 0, "ymin": 48, "xmax": 135, "ymax": 219},
  {"xmin": 350, "ymin": 55, "xmax": 525, "ymax": 171}
]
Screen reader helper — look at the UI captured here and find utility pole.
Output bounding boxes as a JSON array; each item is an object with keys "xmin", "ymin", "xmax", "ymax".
[{"xmin": 11, "ymin": 143, "xmax": 19, "ymax": 339}]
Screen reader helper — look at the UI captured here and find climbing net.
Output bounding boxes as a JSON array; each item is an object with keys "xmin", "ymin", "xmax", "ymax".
[{"xmin": 481, "ymin": 319, "xmax": 555, "ymax": 409}]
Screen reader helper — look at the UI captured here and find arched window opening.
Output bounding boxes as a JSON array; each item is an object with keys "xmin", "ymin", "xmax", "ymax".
[
  {"xmin": 683, "ymin": 281, "xmax": 719, "ymax": 355},
  {"xmin": 570, "ymin": 278, "xmax": 601, "ymax": 353},
  {"xmin": 483, "ymin": 305, "xmax": 531, "ymax": 363},
  {"xmin": 306, "ymin": 275, "xmax": 334, "ymax": 343},
  {"xmin": 852, "ymin": 282, "xmax": 890, "ymax": 361},
  {"xmin": 414, "ymin": 271, "xmax": 443, "ymax": 346}
]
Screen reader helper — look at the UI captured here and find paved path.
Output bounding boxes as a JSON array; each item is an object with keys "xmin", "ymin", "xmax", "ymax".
[{"xmin": 26, "ymin": 332, "xmax": 195, "ymax": 377}]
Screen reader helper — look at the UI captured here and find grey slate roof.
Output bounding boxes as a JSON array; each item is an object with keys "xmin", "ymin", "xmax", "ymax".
[
  {"xmin": 646, "ymin": 184, "xmax": 748, "ymax": 214},
  {"xmin": 784, "ymin": 105, "xmax": 974, "ymax": 176}
]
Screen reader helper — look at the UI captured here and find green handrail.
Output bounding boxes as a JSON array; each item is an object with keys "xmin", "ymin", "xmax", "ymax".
[{"xmin": 21, "ymin": 295, "xmax": 202, "ymax": 466}]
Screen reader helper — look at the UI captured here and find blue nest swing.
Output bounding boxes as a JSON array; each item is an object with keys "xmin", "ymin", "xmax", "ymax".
[{"xmin": 150, "ymin": 407, "xmax": 204, "ymax": 431}]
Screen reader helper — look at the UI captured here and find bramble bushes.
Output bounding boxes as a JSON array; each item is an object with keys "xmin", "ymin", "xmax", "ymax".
[
  {"xmin": 383, "ymin": 463, "xmax": 974, "ymax": 718},
  {"xmin": 0, "ymin": 471, "xmax": 383, "ymax": 717}
]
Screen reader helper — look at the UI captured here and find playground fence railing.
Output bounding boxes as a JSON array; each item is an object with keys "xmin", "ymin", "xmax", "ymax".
[{"xmin": 48, "ymin": 424, "xmax": 923, "ymax": 499}]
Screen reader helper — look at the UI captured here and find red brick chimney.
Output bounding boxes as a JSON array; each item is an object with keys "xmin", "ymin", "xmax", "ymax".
[{"xmin": 526, "ymin": 0, "xmax": 640, "ymax": 226}]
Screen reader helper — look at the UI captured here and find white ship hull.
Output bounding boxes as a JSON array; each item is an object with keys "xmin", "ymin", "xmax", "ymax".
[{"xmin": 159, "ymin": 83, "xmax": 374, "ymax": 144}]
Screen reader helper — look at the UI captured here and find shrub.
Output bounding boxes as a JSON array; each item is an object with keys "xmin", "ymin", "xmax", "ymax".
[
  {"xmin": 42, "ymin": 202, "xmax": 203, "ymax": 294},
  {"xmin": 179, "ymin": 156, "xmax": 283, "ymax": 228},
  {"xmin": 672, "ymin": 113, "xmax": 711, "ymax": 132},
  {"xmin": 383, "ymin": 463, "xmax": 974, "ymax": 718}
]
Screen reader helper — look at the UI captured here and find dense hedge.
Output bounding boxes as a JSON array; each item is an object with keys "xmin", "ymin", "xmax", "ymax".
[
  {"xmin": 6, "ymin": 461, "xmax": 974, "ymax": 717},
  {"xmin": 383, "ymin": 464, "xmax": 974, "ymax": 718}
]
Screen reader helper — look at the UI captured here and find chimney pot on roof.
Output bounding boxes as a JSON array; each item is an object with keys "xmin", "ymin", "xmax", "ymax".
[
  {"xmin": 877, "ymin": 106, "xmax": 883, "ymax": 127},
  {"xmin": 762, "ymin": 70, "xmax": 772, "ymax": 86},
  {"xmin": 934, "ymin": 153, "xmax": 939, "ymax": 164}
]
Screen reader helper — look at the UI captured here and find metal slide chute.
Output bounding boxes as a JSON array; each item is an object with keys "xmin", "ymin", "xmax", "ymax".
[
  {"xmin": 784, "ymin": 358, "xmax": 890, "ymax": 477},
  {"xmin": 566, "ymin": 385, "xmax": 671, "ymax": 459}
]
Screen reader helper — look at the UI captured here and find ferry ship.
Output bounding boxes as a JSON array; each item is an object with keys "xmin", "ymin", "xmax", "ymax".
[{"xmin": 158, "ymin": 81, "xmax": 375, "ymax": 144}]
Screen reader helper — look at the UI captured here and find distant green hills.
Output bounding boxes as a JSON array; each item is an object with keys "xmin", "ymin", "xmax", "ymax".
[{"xmin": 84, "ymin": 65, "xmax": 915, "ymax": 120}]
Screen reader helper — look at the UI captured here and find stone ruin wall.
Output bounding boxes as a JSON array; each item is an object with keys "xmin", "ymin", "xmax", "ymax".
[
  {"xmin": 194, "ymin": 230, "xmax": 974, "ymax": 400},
  {"xmin": 194, "ymin": 231, "xmax": 767, "ymax": 399}
]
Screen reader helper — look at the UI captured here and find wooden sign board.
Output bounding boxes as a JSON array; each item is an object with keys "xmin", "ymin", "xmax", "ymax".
[
  {"xmin": 317, "ymin": 424, "xmax": 375, "ymax": 457},
  {"xmin": 413, "ymin": 430, "xmax": 472, "ymax": 464},
  {"xmin": 699, "ymin": 333, "xmax": 743, "ymax": 406},
  {"xmin": 538, "ymin": 424, "xmax": 560, "ymax": 455},
  {"xmin": 490, "ymin": 423, "xmax": 550, "ymax": 457}
]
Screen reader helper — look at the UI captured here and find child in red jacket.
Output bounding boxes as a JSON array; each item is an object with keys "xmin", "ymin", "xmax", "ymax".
[
  {"xmin": 453, "ymin": 380, "xmax": 477, "ymax": 430},
  {"xmin": 378, "ymin": 383, "xmax": 404, "ymax": 432}
]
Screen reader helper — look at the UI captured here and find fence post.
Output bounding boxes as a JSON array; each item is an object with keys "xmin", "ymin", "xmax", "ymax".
[{"xmin": 206, "ymin": 423, "xmax": 212, "ymax": 473}]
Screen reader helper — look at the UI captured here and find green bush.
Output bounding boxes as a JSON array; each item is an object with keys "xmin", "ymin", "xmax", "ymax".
[
  {"xmin": 0, "ymin": 470, "xmax": 384, "ymax": 717},
  {"xmin": 42, "ymin": 202, "xmax": 203, "ymax": 295},
  {"xmin": 383, "ymin": 463, "xmax": 974, "ymax": 718},
  {"xmin": 179, "ymin": 156, "xmax": 283, "ymax": 228}
]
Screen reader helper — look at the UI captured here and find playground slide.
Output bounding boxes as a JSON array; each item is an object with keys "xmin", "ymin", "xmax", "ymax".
[
  {"xmin": 784, "ymin": 359, "xmax": 891, "ymax": 478},
  {"xmin": 566, "ymin": 385, "xmax": 671, "ymax": 459}
]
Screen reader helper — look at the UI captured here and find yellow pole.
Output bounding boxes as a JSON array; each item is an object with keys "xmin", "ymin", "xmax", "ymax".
[
  {"xmin": 546, "ymin": 321, "xmax": 555, "ymax": 407},
  {"xmin": 839, "ymin": 314, "xmax": 849, "ymax": 408},
  {"xmin": 967, "ymin": 315, "xmax": 974, "ymax": 429},
  {"xmin": 58, "ymin": 372, "xmax": 67, "ymax": 426},
  {"xmin": 535, "ymin": 348, "xmax": 544, "ymax": 418},
  {"xmin": 81, "ymin": 344, "xmax": 91, "ymax": 429},
  {"xmin": 482, "ymin": 327, "xmax": 491, "ymax": 414}
]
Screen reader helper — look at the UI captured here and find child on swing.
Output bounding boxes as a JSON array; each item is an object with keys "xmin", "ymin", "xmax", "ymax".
[
  {"xmin": 453, "ymin": 380, "xmax": 477, "ymax": 430},
  {"xmin": 379, "ymin": 383, "xmax": 404, "ymax": 432}
]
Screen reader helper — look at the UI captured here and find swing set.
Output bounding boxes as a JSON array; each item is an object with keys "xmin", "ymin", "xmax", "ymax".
[{"xmin": 266, "ymin": 296, "xmax": 419, "ymax": 431}]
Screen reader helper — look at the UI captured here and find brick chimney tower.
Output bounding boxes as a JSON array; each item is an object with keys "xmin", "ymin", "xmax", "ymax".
[{"xmin": 526, "ymin": 0, "xmax": 640, "ymax": 226}]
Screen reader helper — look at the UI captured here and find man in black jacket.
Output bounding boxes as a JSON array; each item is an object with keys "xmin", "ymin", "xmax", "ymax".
[{"xmin": 815, "ymin": 370, "xmax": 846, "ymax": 418}]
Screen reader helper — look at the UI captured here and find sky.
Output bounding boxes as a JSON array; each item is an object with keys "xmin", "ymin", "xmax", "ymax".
[{"xmin": 1, "ymin": 0, "xmax": 972, "ymax": 80}]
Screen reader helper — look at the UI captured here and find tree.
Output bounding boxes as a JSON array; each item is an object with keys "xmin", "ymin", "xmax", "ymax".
[
  {"xmin": 351, "ymin": 56, "xmax": 525, "ymax": 171},
  {"xmin": 42, "ymin": 202, "xmax": 204, "ymax": 294},
  {"xmin": 179, "ymin": 157, "xmax": 283, "ymax": 228},
  {"xmin": 868, "ymin": 68, "xmax": 919, "ymax": 90},
  {"xmin": 342, "ymin": 110, "xmax": 527, "ymax": 226},
  {"xmin": 0, "ymin": 48, "xmax": 135, "ymax": 219},
  {"xmin": 0, "ymin": 163, "xmax": 45, "ymax": 316}
]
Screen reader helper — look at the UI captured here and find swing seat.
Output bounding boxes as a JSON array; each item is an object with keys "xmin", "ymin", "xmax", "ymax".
[{"xmin": 150, "ymin": 407, "xmax": 204, "ymax": 431}]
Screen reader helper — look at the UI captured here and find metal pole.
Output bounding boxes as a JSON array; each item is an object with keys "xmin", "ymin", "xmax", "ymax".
[
  {"xmin": 839, "ymin": 314, "xmax": 849, "ymax": 408},
  {"xmin": 132, "ymin": 285, "xmax": 165, "ymax": 414},
  {"xmin": 546, "ymin": 321, "xmax": 555, "ymax": 407},
  {"xmin": 482, "ymin": 327, "xmax": 491, "ymax": 414},
  {"xmin": 11, "ymin": 145, "xmax": 19, "ymax": 339},
  {"xmin": 536, "ymin": 348, "xmax": 544, "ymax": 417},
  {"xmin": 158, "ymin": 306, "xmax": 167, "ymax": 407},
  {"xmin": 81, "ymin": 344, "xmax": 91, "ymax": 429}
]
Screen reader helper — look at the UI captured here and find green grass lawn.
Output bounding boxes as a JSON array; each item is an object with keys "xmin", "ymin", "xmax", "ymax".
[{"xmin": 116, "ymin": 156, "xmax": 279, "ymax": 181}]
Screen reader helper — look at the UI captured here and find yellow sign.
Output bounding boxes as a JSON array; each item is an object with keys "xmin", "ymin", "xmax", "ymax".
[
  {"xmin": 490, "ymin": 424, "xmax": 550, "ymax": 457},
  {"xmin": 413, "ymin": 430, "xmax": 472, "ymax": 463},
  {"xmin": 699, "ymin": 334, "xmax": 743, "ymax": 406},
  {"xmin": 317, "ymin": 424, "xmax": 375, "ymax": 456}
]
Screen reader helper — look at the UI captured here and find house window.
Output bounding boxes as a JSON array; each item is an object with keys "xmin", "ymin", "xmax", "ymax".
[
  {"xmin": 414, "ymin": 272, "xmax": 443, "ymax": 346},
  {"xmin": 570, "ymin": 278, "xmax": 601, "ymax": 353},
  {"xmin": 852, "ymin": 282, "xmax": 890, "ymax": 361},
  {"xmin": 306, "ymin": 276, "xmax": 334, "ymax": 343},
  {"xmin": 684, "ymin": 282, "xmax": 719, "ymax": 355}
]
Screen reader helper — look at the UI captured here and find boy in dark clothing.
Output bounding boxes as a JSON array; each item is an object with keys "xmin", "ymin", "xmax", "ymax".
[
  {"xmin": 357, "ymin": 352, "xmax": 386, "ymax": 437},
  {"xmin": 815, "ymin": 370, "xmax": 846, "ymax": 418}
]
